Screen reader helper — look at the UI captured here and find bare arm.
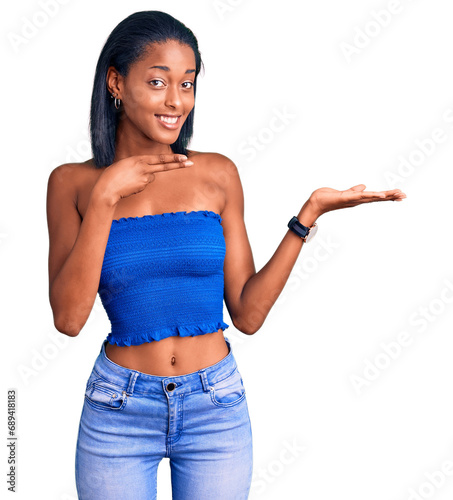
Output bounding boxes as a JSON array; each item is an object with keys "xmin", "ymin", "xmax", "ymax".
[
  {"xmin": 234, "ymin": 200, "xmax": 319, "ymax": 335},
  {"xmin": 221, "ymin": 156, "xmax": 407, "ymax": 335},
  {"xmin": 221, "ymin": 163, "xmax": 318, "ymax": 335},
  {"xmin": 47, "ymin": 165, "xmax": 116, "ymax": 336}
]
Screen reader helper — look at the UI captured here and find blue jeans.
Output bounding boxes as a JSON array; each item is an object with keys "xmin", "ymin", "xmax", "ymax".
[{"xmin": 75, "ymin": 336, "xmax": 253, "ymax": 499}]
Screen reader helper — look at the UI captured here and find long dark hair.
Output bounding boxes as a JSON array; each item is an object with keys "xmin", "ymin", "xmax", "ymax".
[{"xmin": 89, "ymin": 11, "xmax": 203, "ymax": 168}]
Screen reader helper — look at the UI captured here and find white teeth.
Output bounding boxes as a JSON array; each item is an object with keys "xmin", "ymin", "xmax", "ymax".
[{"xmin": 157, "ymin": 115, "xmax": 178, "ymax": 124}]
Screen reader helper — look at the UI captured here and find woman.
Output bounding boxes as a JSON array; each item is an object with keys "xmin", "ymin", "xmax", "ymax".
[{"xmin": 46, "ymin": 10, "xmax": 406, "ymax": 500}]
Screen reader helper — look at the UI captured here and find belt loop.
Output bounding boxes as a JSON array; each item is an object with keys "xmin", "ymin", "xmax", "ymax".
[
  {"xmin": 198, "ymin": 369, "xmax": 211, "ymax": 392},
  {"xmin": 126, "ymin": 371, "xmax": 139, "ymax": 396}
]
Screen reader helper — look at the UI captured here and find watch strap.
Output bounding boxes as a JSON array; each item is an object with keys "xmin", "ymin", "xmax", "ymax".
[{"xmin": 287, "ymin": 216, "xmax": 310, "ymax": 239}]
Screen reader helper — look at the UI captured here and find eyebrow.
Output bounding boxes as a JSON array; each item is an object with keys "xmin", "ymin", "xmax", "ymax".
[{"xmin": 148, "ymin": 65, "xmax": 195, "ymax": 74}]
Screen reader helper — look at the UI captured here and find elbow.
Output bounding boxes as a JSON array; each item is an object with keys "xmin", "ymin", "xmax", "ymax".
[
  {"xmin": 50, "ymin": 292, "xmax": 85, "ymax": 337},
  {"xmin": 232, "ymin": 315, "xmax": 262, "ymax": 336},
  {"xmin": 53, "ymin": 313, "xmax": 82, "ymax": 337}
]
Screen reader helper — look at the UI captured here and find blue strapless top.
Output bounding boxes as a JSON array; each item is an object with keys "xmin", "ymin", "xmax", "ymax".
[{"xmin": 98, "ymin": 210, "xmax": 230, "ymax": 346}]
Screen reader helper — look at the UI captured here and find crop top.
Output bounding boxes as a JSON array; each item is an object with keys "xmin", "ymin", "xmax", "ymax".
[{"xmin": 98, "ymin": 210, "xmax": 230, "ymax": 346}]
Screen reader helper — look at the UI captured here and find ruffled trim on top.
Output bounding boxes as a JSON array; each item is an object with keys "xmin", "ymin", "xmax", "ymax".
[
  {"xmin": 112, "ymin": 210, "xmax": 222, "ymax": 225},
  {"xmin": 105, "ymin": 320, "xmax": 230, "ymax": 347}
]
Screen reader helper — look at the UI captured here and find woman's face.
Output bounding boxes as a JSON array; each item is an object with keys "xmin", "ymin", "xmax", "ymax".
[{"xmin": 108, "ymin": 40, "xmax": 196, "ymax": 147}]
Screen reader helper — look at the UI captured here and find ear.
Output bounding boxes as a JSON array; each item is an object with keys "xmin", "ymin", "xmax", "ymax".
[{"xmin": 106, "ymin": 66, "xmax": 123, "ymax": 98}]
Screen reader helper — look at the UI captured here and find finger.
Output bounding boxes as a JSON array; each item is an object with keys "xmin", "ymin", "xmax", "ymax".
[
  {"xmin": 347, "ymin": 187, "xmax": 405, "ymax": 198},
  {"xmin": 344, "ymin": 190, "xmax": 387, "ymax": 200},
  {"xmin": 382, "ymin": 188, "xmax": 404, "ymax": 195},
  {"xmin": 360, "ymin": 190, "xmax": 404, "ymax": 198},
  {"xmin": 352, "ymin": 192, "xmax": 407, "ymax": 203},
  {"xmin": 142, "ymin": 154, "xmax": 189, "ymax": 164},
  {"xmin": 348, "ymin": 184, "xmax": 367, "ymax": 192},
  {"xmin": 361, "ymin": 188, "xmax": 405, "ymax": 198},
  {"xmin": 372, "ymin": 190, "xmax": 407, "ymax": 200},
  {"xmin": 147, "ymin": 160, "xmax": 193, "ymax": 172}
]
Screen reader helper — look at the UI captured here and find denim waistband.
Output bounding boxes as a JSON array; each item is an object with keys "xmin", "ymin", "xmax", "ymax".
[{"xmin": 92, "ymin": 336, "xmax": 237, "ymax": 396}]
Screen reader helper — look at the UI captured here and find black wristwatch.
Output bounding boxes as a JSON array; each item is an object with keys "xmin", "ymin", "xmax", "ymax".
[{"xmin": 287, "ymin": 216, "xmax": 318, "ymax": 243}]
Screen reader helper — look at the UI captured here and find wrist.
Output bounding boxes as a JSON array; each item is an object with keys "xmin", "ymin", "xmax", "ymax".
[
  {"xmin": 297, "ymin": 199, "xmax": 321, "ymax": 227},
  {"xmin": 91, "ymin": 176, "xmax": 119, "ymax": 208}
]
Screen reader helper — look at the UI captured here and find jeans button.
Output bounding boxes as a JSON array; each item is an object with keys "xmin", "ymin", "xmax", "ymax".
[{"xmin": 166, "ymin": 382, "xmax": 176, "ymax": 392}]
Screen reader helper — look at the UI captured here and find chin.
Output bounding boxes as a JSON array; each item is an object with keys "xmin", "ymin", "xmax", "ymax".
[{"xmin": 148, "ymin": 130, "xmax": 180, "ymax": 145}]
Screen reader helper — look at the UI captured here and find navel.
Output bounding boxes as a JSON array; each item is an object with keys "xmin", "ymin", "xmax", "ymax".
[{"xmin": 170, "ymin": 355, "xmax": 176, "ymax": 365}]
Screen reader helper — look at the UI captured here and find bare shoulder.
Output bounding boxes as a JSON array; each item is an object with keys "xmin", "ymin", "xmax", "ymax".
[
  {"xmin": 47, "ymin": 158, "xmax": 101, "ymax": 205},
  {"xmin": 187, "ymin": 149, "xmax": 239, "ymax": 183},
  {"xmin": 187, "ymin": 150, "xmax": 242, "ymax": 218},
  {"xmin": 46, "ymin": 159, "xmax": 99, "ymax": 215},
  {"xmin": 188, "ymin": 149, "xmax": 235, "ymax": 166},
  {"xmin": 47, "ymin": 158, "xmax": 98, "ymax": 188}
]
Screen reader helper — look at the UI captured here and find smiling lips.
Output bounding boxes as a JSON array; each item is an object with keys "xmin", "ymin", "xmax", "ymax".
[{"xmin": 155, "ymin": 114, "xmax": 181, "ymax": 129}]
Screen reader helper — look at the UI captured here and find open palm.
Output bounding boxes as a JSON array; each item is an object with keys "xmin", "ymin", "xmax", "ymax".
[{"xmin": 310, "ymin": 184, "xmax": 407, "ymax": 216}]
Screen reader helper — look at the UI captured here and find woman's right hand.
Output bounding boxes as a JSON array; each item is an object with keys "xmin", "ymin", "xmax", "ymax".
[{"xmin": 94, "ymin": 154, "xmax": 193, "ymax": 205}]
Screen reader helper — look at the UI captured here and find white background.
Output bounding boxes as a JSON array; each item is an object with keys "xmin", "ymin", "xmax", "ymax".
[{"xmin": 2, "ymin": 0, "xmax": 453, "ymax": 499}]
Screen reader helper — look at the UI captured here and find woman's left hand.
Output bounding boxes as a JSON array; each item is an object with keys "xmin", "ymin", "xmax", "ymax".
[{"xmin": 309, "ymin": 184, "xmax": 407, "ymax": 217}]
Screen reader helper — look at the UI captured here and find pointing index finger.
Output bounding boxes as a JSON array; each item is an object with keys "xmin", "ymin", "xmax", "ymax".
[{"xmin": 144, "ymin": 154, "xmax": 188, "ymax": 164}]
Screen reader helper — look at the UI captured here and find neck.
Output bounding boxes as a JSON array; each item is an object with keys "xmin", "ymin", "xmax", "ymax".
[{"xmin": 113, "ymin": 116, "xmax": 173, "ymax": 162}]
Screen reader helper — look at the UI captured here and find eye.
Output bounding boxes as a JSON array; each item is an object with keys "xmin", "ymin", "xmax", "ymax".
[
  {"xmin": 182, "ymin": 81, "xmax": 194, "ymax": 90},
  {"xmin": 149, "ymin": 79, "xmax": 165, "ymax": 87}
]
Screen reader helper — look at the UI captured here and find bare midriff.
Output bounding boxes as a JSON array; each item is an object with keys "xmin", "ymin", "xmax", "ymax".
[{"xmin": 104, "ymin": 328, "xmax": 229, "ymax": 376}]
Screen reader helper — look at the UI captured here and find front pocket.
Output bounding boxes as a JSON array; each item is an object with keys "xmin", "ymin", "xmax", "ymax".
[
  {"xmin": 84, "ymin": 377, "xmax": 128, "ymax": 411},
  {"xmin": 209, "ymin": 368, "xmax": 247, "ymax": 408}
]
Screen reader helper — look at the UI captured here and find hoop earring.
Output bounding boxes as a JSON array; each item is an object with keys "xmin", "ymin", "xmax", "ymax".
[{"xmin": 110, "ymin": 92, "xmax": 121, "ymax": 110}]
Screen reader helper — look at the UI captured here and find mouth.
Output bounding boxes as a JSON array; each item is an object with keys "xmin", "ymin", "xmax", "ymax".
[{"xmin": 155, "ymin": 114, "xmax": 181, "ymax": 129}]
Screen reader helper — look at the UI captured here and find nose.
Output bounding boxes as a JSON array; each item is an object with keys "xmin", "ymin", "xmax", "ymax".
[{"xmin": 165, "ymin": 85, "xmax": 182, "ymax": 109}]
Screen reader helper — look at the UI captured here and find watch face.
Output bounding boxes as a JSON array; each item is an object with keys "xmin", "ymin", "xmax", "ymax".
[{"xmin": 305, "ymin": 223, "xmax": 318, "ymax": 243}]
